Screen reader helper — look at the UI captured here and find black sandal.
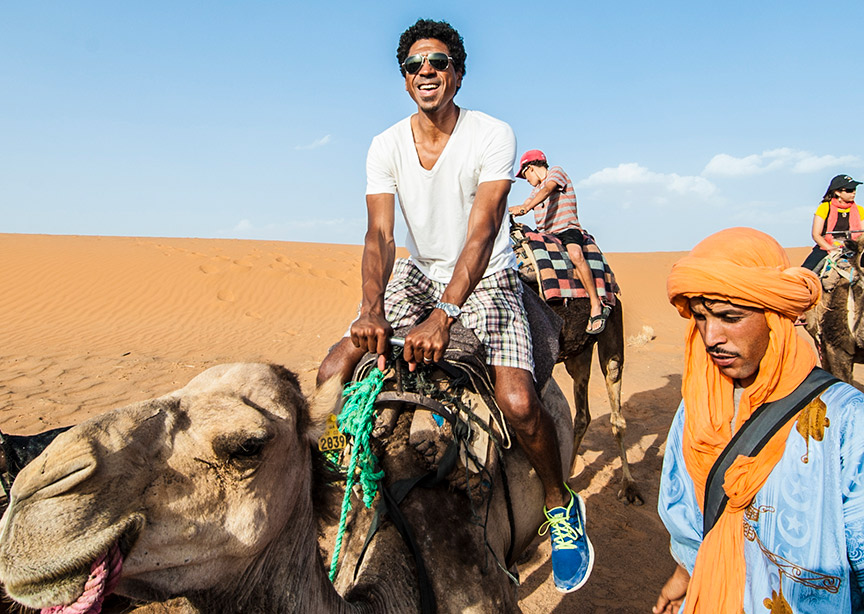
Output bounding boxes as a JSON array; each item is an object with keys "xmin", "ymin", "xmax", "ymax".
[{"xmin": 586, "ymin": 304, "xmax": 611, "ymax": 335}]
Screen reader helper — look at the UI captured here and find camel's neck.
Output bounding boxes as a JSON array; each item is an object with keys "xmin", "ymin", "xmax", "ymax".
[
  {"xmin": 850, "ymin": 274, "xmax": 864, "ymax": 343},
  {"xmin": 190, "ymin": 428, "xmax": 525, "ymax": 613},
  {"xmin": 186, "ymin": 457, "xmax": 375, "ymax": 614},
  {"xmin": 249, "ymin": 509, "xmax": 352, "ymax": 613}
]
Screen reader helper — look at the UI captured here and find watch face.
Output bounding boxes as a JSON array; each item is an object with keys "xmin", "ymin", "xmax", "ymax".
[{"xmin": 437, "ymin": 302, "xmax": 460, "ymax": 317}]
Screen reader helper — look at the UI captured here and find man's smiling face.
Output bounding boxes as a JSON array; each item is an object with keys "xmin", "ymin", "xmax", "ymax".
[
  {"xmin": 688, "ymin": 297, "xmax": 771, "ymax": 387},
  {"xmin": 404, "ymin": 38, "xmax": 462, "ymax": 114}
]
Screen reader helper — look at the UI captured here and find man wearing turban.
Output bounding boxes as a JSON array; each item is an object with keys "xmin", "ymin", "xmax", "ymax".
[{"xmin": 653, "ymin": 228, "xmax": 864, "ymax": 613}]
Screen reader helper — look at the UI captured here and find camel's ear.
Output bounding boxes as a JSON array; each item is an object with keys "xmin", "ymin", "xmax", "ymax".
[{"xmin": 306, "ymin": 376, "xmax": 343, "ymax": 441}]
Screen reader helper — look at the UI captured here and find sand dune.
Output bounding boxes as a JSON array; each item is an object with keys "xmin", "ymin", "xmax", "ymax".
[{"xmin": 0, "ymin": 233, "xmax": 819, "ymax": 612}]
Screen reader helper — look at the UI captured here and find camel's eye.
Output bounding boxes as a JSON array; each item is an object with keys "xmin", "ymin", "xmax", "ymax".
[
  {"xmin": 214, "ymin": 432, "xmax": 273, "ymax": 466},
  {"xmin": 233, "ymin": 438, "xmax": 266, "ymax": 459}
]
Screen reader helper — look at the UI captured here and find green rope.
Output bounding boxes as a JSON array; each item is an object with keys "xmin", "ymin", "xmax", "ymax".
[
  {"xmin": 328, "ymin": 367, "xmax": 386, "ymax": 581},
  {"xmin": 824, "ymin": 253, "xmax": 853, "ymax": 282}
]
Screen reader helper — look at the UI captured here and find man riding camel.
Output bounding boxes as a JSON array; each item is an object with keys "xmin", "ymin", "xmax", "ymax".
[
  {"xmin": 316, "ymin": 19, "xmax": 593, "ymax": 593},
  {"xmin": 510, "ymin": 151, "xmax": 608, "ymax": 334}
]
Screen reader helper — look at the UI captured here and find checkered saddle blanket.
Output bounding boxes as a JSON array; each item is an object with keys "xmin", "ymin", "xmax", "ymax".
[{"xmin": 511, "ymin": 223, "xmax": 619, "ymax": 304}]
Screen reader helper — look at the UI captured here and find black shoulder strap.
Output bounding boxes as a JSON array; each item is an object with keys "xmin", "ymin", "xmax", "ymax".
[{"xmin": 702, "ymin": 367, "xmax": 839, "ymax": 536}]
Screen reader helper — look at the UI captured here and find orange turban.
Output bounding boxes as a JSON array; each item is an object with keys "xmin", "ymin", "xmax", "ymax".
[
  {"xmin": 667, "ymin": 226, "xmax": 821, "ymax": 319},
  {"xmin": 665, "ymin": 227, "xmax": 821, "ymax": 614}
]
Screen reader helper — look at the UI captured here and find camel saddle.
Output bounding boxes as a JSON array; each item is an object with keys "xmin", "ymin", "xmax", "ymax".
[
  {"xmin": 817, "ymin": 248, "xmax": 857, "ymax": 293},
  {"xmin": 352, "ymin": 288, "xmax": 562, "ymax": 475},
  {"xmin": 510, "ymin": 221, "xmax": 619, "ymax": 306},
  {"xmin": 347, "ymin": 295, "xmax": 560, "ymax": 604}
]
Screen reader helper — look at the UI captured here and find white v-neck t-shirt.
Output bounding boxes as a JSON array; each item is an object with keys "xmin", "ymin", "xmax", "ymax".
[{"xmin": 365, "ymin": 109, "xmax": 518, "ymax": 284}]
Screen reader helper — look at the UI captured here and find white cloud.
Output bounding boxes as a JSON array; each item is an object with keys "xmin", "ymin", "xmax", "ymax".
[
  {"xmin": 219, "ymin": 219, "xmax": 281, "ymax": 237},
  {"xmin": 294, "ymin": 134, "xmax": 332, "ymax": 151},
  {"xmin": 226, "ymin": 217, "xmax": 354, "ymax": 234},
  {"xmin": 702, "ymin": 152, "xmax": 782, "ymax": 176},
  {"xmin": 293, "ymin": 217, "xmax": 351, "ymax": 229},
  {"xmin": 215, "ymin": 216, "xmax": 366, "ymax": 245},
  {"xmin": 578, "ymin": 162, "xmax": 717, "ymax": 198},
  {"xmin": 703, "ymin": 148, "xmax": 863, "ymax": 177},
  {"xmin": 792, "ymin": 154, "xmax": 862, "ymax": 174}
]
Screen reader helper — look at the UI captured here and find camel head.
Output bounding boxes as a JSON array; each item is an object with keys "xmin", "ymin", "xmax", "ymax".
[
  {"xmin": 848, "ymin": 234, "xmax": 864, "ymax": 348},
  {"xmin": 824, "ymin": 233, "xmax": 864, "ymax": 346},
  {"xmin": 845, "ymin": 233, "xmax": 864, "ymax": 278},
  {"xmin": 0, "ymin": 363, "xmax": 341, "ymax": 611}
]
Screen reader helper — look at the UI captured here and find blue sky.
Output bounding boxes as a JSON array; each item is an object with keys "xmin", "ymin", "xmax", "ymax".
[{"xmin": 2, "ymin": 1, "xmax": 862, "ymax": 252}]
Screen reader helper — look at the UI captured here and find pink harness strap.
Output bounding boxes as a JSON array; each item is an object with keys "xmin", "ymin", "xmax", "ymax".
[{"xmin": 42, "ymin": 542, "xmax": 123, "ymax": 614}]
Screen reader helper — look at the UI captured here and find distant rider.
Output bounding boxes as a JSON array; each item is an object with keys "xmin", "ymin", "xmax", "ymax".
[
  {"xmin": 801, "ymin": 173, "xmax": 863, "ymax": 271},
  {"xmin": 510, "ymin": 150, "xmax": 607, "ymax": 334}
]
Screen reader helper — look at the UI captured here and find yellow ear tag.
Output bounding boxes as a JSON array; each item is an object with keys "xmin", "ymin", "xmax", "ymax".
[{"xmin": 318, "ymin": 414, "xmax": 347, "ymax": 452}]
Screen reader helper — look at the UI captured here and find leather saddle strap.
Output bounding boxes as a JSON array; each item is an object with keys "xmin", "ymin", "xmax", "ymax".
[
  {"xmin": 379, "ymin": 479, "xmax": 438, "ymax": 614},
  {"xmin": 353, "ymin": 440, "xmax": 461, "ymax": 614},
  {"xmin": 432, "ymin": 360, "xmax": 510, "ymax": 449},
  {"xmin": 374, "ymin": 392, "xmax": 456, "ymax": 424},
  {"xmin": 702, "ymin": 367, "xmax": 839, "ymax": 536}
]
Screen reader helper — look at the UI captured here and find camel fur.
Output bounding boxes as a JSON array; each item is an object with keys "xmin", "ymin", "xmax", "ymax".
[
  {"xmin": 0, "ymin": 362, "xmax": 573, "ymax": 613},
  {"xmin": 510, "ymin": 223, "xmax": 641, "ymax": 504},
  {"xmin": 804, "ymin": 234, "xmax": 864, "ymax": 384}
]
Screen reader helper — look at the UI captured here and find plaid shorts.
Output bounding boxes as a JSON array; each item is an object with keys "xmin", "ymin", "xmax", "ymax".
[{"xmin": 383, "ymin": 259, "xmax": 534, "ymax": 374}]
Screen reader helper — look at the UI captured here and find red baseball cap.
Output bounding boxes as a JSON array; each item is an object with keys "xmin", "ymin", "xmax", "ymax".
[{"xmin": 516, "ymin": 149, "xmax": 546, "ymax": 178}]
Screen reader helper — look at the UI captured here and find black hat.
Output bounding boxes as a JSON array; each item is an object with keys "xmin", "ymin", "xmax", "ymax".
[{"xmin": 828, "ymin": 174, "xmax": 862, "ymax": 192}]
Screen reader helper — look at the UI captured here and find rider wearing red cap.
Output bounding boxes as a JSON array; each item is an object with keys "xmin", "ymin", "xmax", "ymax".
[{"xmin": 510, "ymin": 150, "xmax": 606, "ymax": 333}]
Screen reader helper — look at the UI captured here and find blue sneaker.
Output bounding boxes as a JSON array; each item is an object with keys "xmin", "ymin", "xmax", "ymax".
[{"xmin": 539, "ymin": 484, "xmax": 594, "ymax": 593}]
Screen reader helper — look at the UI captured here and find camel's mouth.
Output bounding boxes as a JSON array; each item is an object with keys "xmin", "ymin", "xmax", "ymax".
[
  {"xmin": 5, "ymin": 516, "xmax": 142, "ymax": 612},
  {"xmin": 116, "ymin": 516, "xmax": 142, "ymax": 560}
]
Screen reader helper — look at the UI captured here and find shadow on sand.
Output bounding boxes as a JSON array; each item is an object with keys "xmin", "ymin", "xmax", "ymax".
[{"xmin": 516, "ymin": 372, "xmax": 684, "ymax": 614}]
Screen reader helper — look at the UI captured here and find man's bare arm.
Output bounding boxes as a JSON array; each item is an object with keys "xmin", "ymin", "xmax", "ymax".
[
  {"xmin": 403, "ymin": 179, "xmax": 511, "ymax": 364},
  {"xmin": 508, "ymin": 178, "xmax": 558, "ymax": 216},
  {"xmin": 445, "ymin": 178, "xmax": 512, "ymax": 304},
  {"xmin": 350, "ymin": 193, "xmax": 396, "ymax": 358}
]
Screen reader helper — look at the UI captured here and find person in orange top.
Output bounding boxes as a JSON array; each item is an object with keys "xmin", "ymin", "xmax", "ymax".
[
  {"xmin": 654, "ymin": 227, "xmax": 864, "ymax": 614},
  {"xmin": 801, "ymin": 173, "xmax": 863, "ymax": 271}
]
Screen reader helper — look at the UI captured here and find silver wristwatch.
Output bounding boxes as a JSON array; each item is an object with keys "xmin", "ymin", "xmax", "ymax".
[{"xmin": 434, "ymin": 301, "xmax": 462, "ymax": 319}]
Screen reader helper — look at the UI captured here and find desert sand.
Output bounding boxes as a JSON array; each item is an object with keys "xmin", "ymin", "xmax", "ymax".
[{"xmin": 0, "ymin": 233, "xmax": 831, "ymax": 613}]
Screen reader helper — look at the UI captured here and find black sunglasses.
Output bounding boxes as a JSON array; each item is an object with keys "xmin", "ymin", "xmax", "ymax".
[
  {"xmin": 402, "ymin": 52, "xmax": 453, "ymax": 75},
  {"xmin": 839, "ymin": 187, "xmax": 858, "ymax": 193}
]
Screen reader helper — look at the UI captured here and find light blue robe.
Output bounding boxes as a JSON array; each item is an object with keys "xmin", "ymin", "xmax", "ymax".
[{"xmin": 658, "ymin": 382, "xmax": 864, "ymax": 613}]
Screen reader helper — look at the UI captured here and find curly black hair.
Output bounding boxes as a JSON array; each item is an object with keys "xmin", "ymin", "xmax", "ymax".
[{"xmin": 396, "ymin": 19, "xmax": 467, "ymax": 78}]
